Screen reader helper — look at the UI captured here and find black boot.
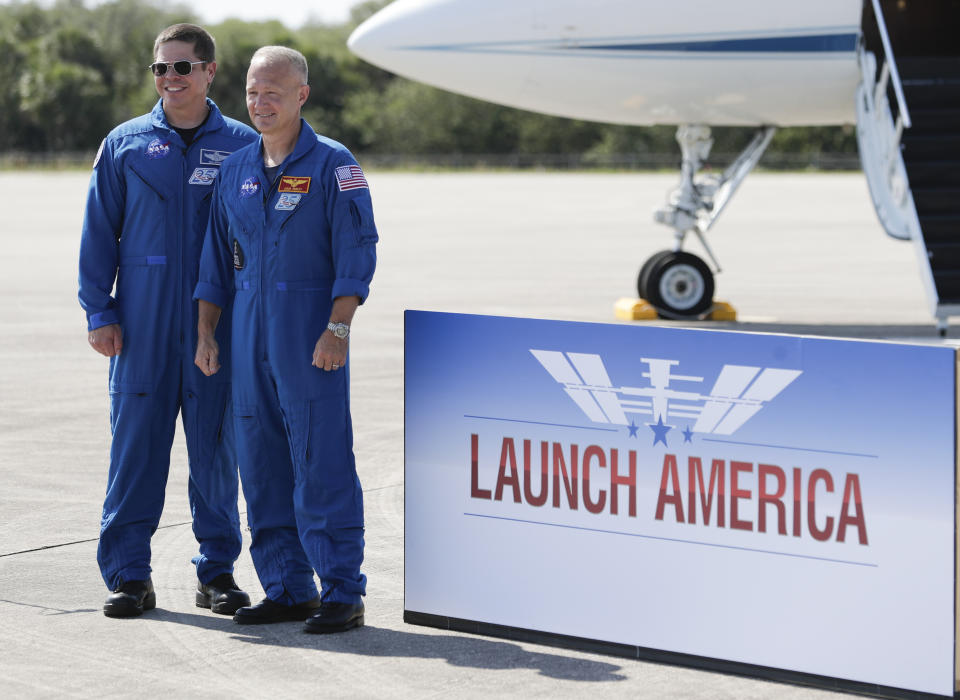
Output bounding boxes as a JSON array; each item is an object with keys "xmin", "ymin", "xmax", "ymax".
[
  {"xmin": 103, "ymin": 579, "xmax": 156, "ymax": 618},
  {"xmin": 233, "ymin": 596, "xmax": 322, "ymax": 624},
  {"xmin": 303, "ymin": 601, "xmax": 364, "ymax": 634},
  {"xmin": 196, "ymin": 573, "xmax": 251, "ymax": 615}
]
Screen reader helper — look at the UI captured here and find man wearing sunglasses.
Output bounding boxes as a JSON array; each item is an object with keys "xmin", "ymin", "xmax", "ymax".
[{"xmin": 78, "ymin": 23, "xmax": 257, "ymax": 618}]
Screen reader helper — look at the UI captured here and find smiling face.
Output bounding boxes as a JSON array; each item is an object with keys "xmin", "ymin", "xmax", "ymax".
[
  {"xmin": 154, "ymin": 39, "xmax": 216, "ymax": 125},
  {"xmin": 245, "ymin": 58, "xmax": 309, "ymax": 138}
]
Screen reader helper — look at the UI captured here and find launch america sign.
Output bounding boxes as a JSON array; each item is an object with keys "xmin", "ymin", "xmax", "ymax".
[{"xmin": 404, "ymin": 311, "xmax": 958, "ymax": 696}]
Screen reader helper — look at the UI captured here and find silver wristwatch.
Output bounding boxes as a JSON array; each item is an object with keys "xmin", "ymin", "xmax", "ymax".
[{"xmin": 327, "ymin": 322, "xmax": 350, "ymax": 339}]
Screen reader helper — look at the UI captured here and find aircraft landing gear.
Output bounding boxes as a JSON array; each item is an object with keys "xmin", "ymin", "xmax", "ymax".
[
  {"xmin": 638, "ymin": 250, "xmax": 715, "ymax": 318},
  {"xmin": 639, "ymin": 124, "xmax": 775, "ymax": 319}
]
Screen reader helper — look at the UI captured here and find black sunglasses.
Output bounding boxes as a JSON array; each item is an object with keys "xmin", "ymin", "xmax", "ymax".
[{"xmin": 149, "ymin": 60, "xmax": 206, "ymax": 77}]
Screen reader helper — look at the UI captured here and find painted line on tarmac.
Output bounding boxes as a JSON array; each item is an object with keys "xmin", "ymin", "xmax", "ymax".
[{"xmin": 0, "ymin": 483, "xmax": 402, "ymax": 558}]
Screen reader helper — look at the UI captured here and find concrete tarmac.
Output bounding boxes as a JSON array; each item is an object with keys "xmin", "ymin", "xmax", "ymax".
[{"xmin": 0, "ymin": 171, "xmax": 941, "ymax": 699}]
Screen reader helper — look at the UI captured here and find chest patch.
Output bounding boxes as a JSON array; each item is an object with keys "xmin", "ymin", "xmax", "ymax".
[
  {"xmin": 278, "ymin": 176, "xmax": 311, "ymax": 194},
  {"xmin": 200, "ymin": 149, "xmax": 231, "ymax": 166},
  {"xmin": 145, "ymin": 139, "xmax": 171, "ymax": 159},
  {"xmin": 233, "ymin": 239, "xmax": 245, "ymax": 270},
  {"xmin": 239, "ymin": 177, "xmax": 260, "ymax": 198},
  {"xmin": 275, "ymin": 193, "xmax": 302, "ymax": 211},
  {"xmin": 189, "ymin": 168, "xmax": 218, "ymax": 185}
]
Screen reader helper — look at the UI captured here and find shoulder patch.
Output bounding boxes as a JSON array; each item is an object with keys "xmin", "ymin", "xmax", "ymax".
[
  {"xmin": 335, "ymin": 165, "xmax": 368, "ymax": 192},
  {"xmin": 93, "ymin": 139, "xmax": 105, "ymax": 169}
]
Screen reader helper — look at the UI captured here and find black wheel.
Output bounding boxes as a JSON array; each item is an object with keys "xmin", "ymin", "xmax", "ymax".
[
  {"xmin": 636, "ymin": 250, "xmax": 673, "ymax": 300},
  {"xmin": 645, "ymin": 251, "xmax": 714, "ymax": 317}
]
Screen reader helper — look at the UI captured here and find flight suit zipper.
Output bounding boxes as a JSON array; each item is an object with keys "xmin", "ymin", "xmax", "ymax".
[
  {"xmin": 178, "ymin": 143, "xmax": 187, "ymax": 347},
  {"xmin": 258, "ymin": 168, "xmax": 280, "ymax": 362}
]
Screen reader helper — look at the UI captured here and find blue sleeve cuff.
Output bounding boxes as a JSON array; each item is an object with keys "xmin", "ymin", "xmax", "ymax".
[
  {"xmin": 193, "ymin": 281, "xmax": 232, "ymax": 310},
  {"xmin": 88, "ymin": 309, "xmax": 120, "ymax": 331},
  {"xmin": 332, "ymin": 278, "xmax": 370, "ymax": 304}
]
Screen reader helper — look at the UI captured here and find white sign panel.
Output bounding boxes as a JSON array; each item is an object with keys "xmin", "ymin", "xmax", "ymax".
[{"xmin": 404, "ymin": 311, "xmax": 957, "ymax": 696}]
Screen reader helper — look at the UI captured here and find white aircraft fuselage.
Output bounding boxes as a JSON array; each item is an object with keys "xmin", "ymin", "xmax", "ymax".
[{"xmin": 348, "ymin": 0, "xmax": 862, "ymax": 126}]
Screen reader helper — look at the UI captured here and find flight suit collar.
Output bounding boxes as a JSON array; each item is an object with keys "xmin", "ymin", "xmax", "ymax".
[
  {"xmin": 246, "ymin": 118, "xmax": 318, "ymax": 170},
  {"xmin": 149, "ymin": 98, "xmax": 225, "ymax": 141}
]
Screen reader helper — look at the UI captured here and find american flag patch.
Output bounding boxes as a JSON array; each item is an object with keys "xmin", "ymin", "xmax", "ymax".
[{"xmin": 335, "ymin": 165, "xmax": 368, "ymax": 191}]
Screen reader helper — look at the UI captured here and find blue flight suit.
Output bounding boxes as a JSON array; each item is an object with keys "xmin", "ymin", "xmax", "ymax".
[
  {"xmin": 79, "ymin": 99, "xmax": 257, "ymax": 590},
  {"xmin": 195, "ymin": 119, "xmax": 377, "ymax": 606}
]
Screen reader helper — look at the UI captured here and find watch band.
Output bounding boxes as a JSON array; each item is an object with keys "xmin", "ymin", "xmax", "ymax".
[{"xmin": 327, "ymin": 321, "xmax": 350, "ymax": 339}]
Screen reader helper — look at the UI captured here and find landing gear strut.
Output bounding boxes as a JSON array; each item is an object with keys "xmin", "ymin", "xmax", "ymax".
[{"xmin": 639, "ymin": 124, "xmax": 775, "ymax": 318}]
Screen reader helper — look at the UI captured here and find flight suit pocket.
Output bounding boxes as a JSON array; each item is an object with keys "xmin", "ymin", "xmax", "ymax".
[
  {"xmin": 122, "ymin": 163, "xmax": 169, "ymax": 257},
  {"xmin": 233, "ymin": 404, "xmax": 266, "ymax": 485},
  {"xmin": 304, "ymin": 396, "xmax": 352, "ymax": 475},
  {"xmin": 303, "ymin": 395, "xmax": 362, "ymax": 526},
  {"xmin": 109, "ymin": 256, "xmax": 171, "ymax": 392},
  {"xmin": 348, "ymin": 199, "xmax": 378, "ymax": 246}
]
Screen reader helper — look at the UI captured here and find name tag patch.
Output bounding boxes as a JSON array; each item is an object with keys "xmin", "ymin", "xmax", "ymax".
[
  {"xmin": 278, "ymin": 176, "xmax": 311, "ymax": 194},
  {"xmin": 275, "ymin": 193, "xmax": 302, "ymax": 211},
  {"xmin": 188, "ymin": 167, "xmax": 218, "ymax": 185},
  {"xmin": 200, "ymin": 149, "xmax": 231, "ymax": 166}
]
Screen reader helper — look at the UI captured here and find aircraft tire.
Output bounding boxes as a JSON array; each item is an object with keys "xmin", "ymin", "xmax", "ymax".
[
  {"xmin": 636, "ymin": 250, "xmax": 673, "ymax": 301},
  {"xmin": 645, "ymin": 251, "xmax": 714, "ymax": 317}
]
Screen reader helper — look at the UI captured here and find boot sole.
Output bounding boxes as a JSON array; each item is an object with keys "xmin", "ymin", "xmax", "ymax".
[
  {"xmin": 233, "ymin": 610, "xmax": 318, "ymax": 624},
  {"xmin": 103, "ymin": 592, "xmax": 156, "ymax": 618},
  {"xmin": 303, "ymin": 614, "xmax": 364, "ymax": 635}
]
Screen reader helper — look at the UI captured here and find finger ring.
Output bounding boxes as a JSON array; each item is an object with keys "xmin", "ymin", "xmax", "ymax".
[{"xmin": 332, "ymin": 363, "xmax": 339, "ymax": 369}]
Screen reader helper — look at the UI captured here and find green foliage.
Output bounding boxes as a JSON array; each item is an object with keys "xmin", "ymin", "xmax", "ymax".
[{"xmin": 0, "ymin": 0, "xmax": 860, "ymax": 166}]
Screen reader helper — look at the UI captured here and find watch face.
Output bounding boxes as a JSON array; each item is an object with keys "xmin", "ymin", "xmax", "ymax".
[{"xmin": 331, "ymin": 324, "xmax": 349, "ymax": 339}]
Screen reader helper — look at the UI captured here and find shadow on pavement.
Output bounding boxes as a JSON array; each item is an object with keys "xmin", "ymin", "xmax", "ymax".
[{"xmin": 230, "ymin": 624, "xmax": 629, "ymax": 682}]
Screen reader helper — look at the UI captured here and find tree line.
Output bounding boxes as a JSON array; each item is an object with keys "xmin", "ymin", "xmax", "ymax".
[{"xmin": 0, "ymin": 0, "xmax": 860, "ymax": 167}]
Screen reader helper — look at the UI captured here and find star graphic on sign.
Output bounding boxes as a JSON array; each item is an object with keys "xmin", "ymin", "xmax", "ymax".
[
  {"xmin": 683, "ymin": 425, "xmax": 694, "ymax": 443},
  {"xmin": 649, "ymin": 415, "xmax": 671, "ymax": 447},
  {"xmin": 627, "ymin": 421, "xmax": 639, "ymax": 438}
]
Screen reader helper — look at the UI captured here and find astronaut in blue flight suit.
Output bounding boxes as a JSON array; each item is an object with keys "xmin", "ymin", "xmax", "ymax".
[
  {"xmin": 194, "ymin": 46, "xmax": 376, "ymax": 634},
  {"xmin": 78, "ymin": 24, "xmax": 257, "ymax": 618}
]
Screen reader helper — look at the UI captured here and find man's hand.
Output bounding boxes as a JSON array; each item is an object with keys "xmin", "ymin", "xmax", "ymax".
[
  {"xmin": 195, "ymin": 299, "xmax": 223, "ymax": 376},
  {"xmin": 195, "ymin": 334, "xmax": 221, "ymax": 376},
  {"xmin": 88, "ymin": 324, "xmax": 123, "ymax": 357},
  {"xmin": 312, "ymin": 331, "xmax": 347, "ymax": 371}
]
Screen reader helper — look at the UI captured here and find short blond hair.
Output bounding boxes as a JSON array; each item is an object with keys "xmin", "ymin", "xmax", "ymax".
[{"xmin": 250, "ymin": 46, "xmax": 308, "ymax": 85}]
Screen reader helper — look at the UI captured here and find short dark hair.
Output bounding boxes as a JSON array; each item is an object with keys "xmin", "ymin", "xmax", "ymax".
[{"xmin": 154, "ymin": 23, "xmax": 215, "ymax": 63}]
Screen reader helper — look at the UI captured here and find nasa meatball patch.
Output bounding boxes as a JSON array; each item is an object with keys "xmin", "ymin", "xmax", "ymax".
[{"xmin": 145, "ymin": 138, "xmax": 171, "ymax": 159}]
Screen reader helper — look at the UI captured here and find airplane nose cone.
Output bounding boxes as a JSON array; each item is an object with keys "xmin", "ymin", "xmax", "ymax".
[
  {"xmin": 348, "ymin": 0, "xmax": 445, "ymax": 71},
  {"xmin": 348, "ymin": 0, "xmax": 539, "ymax": 107}
]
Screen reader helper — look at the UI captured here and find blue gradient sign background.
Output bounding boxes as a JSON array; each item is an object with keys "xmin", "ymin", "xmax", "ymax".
[{"xmin": 405, "ymin": 310, "xmax": 957, "ymax": 694}]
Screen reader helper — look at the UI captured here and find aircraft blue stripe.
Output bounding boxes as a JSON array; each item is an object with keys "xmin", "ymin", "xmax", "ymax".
[{"xmin": 574, "ymin": 33, "xmax": 858, "ymax": 53}]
